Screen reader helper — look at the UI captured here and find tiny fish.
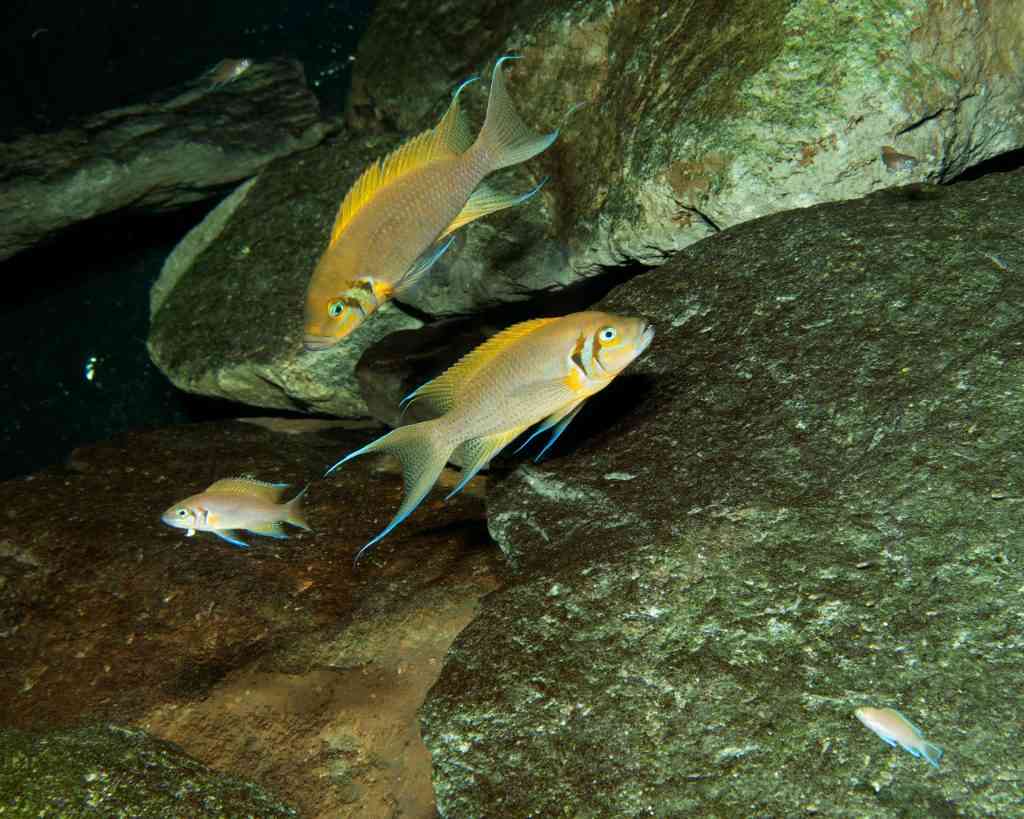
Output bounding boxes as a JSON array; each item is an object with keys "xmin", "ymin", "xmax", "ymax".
[
  {"xmin": 855, "ymin": 706, "xmax": 943, "ymax": 769},
  {"xmin": 881, "ymin": 145, "xmax": 919, "ymax": 173},
  {"xmin": 303, "ymin": 56, "xmax": 561, "ymax": 350},
  {"xmin": 324, "ymin": 311, "xmax": 655, "ymax": 560},
  {"xmin": 161, "ymin": 477, "xmax": 311, "ymax": 549},
  {"xmin": 206, "ymin": 58, "xmax": 253, "ymax": 88}
]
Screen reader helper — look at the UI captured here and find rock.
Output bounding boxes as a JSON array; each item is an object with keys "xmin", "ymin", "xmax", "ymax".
[
  {"xmin": 420, "ymin": 169, "xmax": 1024, "ymax": 816},
  {"xmin": 0, "ymin": 724, "xmax": 297, "ymax": 816},
  {"xmin": 0, "ymin": 59, "xmax": 334, "ymax": 263},
  {"xmin": 147, "ymin": 132, "xmax": 424, "ymax": 418},
  {"xmin": 349, "ymin": 0, "xmax": 1024, "ymax": 317},
  {"xmin": 0, "ymin": 419, "xmax": 503, "ymax": 817}
]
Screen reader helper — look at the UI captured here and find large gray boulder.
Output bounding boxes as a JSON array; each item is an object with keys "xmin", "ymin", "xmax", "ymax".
[
  {"xmin": 0, "ymin": 58, "xmax": 333, "ymax": 263},
  {"xmin": 419, "ymin": 168, "xmax": 1024, "ymax": 816},
  {"xmin": 351, "ymin": 0, "xmax": 1024, "ymax": 317}
]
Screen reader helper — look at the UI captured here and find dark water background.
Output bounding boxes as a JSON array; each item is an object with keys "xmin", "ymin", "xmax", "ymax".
[{"xmin": 0, "ymin": 1, "xmax": 373, "ymax": 480}]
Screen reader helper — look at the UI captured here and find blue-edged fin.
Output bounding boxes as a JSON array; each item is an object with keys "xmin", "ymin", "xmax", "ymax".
[
  {"xmin": 513, "ymin": 399, "xmax": 586, "ymax": 458},
  {"xmin": 401, "ymin": 317, "xmax": 560, "ymax": 416},
  {"xmin": 446, "ymin": 425, "xmax": 530, "ymax": 500},
  {"xmin": 475, "ymin": 55, "xmax": 560, "ymax": 172},
  {"xmin": 213, "ymin": 530, "xmax": 251, "ymax": 549},
  {"xmin": 324, "ymin": 420, "xmax": 454, "ymax": 562},
  {"xmin": 246, "ymin": 521, "xmax": 290, "ymax": 540},
  {"xmin": 395, "ymin": 235, "xmax": 456, "ymax": 294},
  {"xmin": 438, "ymin": 177, "xmax": 549, "ymax": 240},
  {"xmin": 533, "ymin": 401, "xmax": 586, "ymax": 462},
  {"xmin": 916, "ymin": 740, "xmax": 943, "ymax": 769}
]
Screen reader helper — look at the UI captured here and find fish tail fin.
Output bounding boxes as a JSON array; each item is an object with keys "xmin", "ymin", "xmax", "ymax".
[
  {"xmin": 473, "ymin": 55, "xmax": 558, "ymax": 172},
  {"xmin": 327, "ymin": 421, "xmax": 454, "ymax": 562},
  {"xmin": 284, "ymin": 484, "xmax": 312, "ymax": 531},
  {"xmin": 921, "ymin": 741, "xmax": 943, "ymax": 769}
]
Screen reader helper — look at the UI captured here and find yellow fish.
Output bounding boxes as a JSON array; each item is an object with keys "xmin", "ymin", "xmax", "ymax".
[
  {"xmin": 160, "ymin": 478, "xmax": 311, "ymax": 549},
  {"xmin": 324, "ymin": 311, "xmax": 655, "ymax": 560},
  {"xmin": 303, "ymin": 56, "xmax": 560, "ymax": 351}
]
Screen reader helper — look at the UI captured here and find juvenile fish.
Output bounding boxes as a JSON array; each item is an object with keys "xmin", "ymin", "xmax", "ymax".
[
  {"xmin": 205, "ymin": 58, "xmax": 253, "ymax": 88},
  {"xmin": 161, "ymin": 477, "xmax": 311, "ymax": 549},
  {"xmin": 855, "ymin": 706, "xmax": 943, "ymax": 769},
  {"xmin": 324, "ymin": 311, "xmax": 655, "ymax": 560},
  {"xmin": 303, "ymin": 56, "xmax": 560, "ymax": 350}
]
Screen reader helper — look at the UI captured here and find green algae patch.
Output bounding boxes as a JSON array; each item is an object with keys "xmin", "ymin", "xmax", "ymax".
[{"xmin": 0, "ymin": 724, "xmax": 296, "ymax": 817}]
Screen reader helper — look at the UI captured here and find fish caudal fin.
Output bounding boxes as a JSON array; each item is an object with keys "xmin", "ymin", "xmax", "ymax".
[
  {"xmin": 919, "ymin": 741, "xmax": 943, "ymax": 769},
  {"xmin": 325, "ymin": 421, "xmax": 453, "ymax": 561},
  {"xmin": 284, "ymin": 484, "xmax": 312, "ymax": 531},
  {"xmin": 474, "ymin": 55, "xmax": 559, "ymax": 172}
]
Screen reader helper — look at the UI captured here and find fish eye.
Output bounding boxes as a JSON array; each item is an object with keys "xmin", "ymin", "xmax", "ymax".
[
  {"xmin": 328, "ymin": 301, "xmax": 345, "ymax": 318},
  {"xmin": 599, "ymin": 327, "xmax": 617, "ymax": 342},
  {"xmin": 176, "ymin": 508, "xmax": 188, "ymax": 517}
]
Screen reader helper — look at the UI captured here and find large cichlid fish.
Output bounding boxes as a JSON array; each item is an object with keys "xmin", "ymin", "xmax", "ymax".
[
  {"xmin": 324, "ymin": 311, "xmax": 655, "ymax": 560},
  {"xmin": 303, "ymin": 56, "xmax": 561, "ymax": 350},
  {"xmin": 161, "ymin": 477, "xmax": 311, "ymax": 549}
]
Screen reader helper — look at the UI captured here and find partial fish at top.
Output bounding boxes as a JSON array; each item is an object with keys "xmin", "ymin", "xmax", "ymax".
[
  {"xmin": 303, "ymin": 56, "xmax": 562, "ymax": 350},
  {"xmin": 323, "ymin": 311, "xmax": 655, "ymax": 562}
]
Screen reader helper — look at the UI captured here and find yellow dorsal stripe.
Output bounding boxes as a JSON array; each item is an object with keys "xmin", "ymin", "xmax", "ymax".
[
  {"xmin": 328, "ymin": 93, "xmax": 474, "ymax": 249},
  {"xmin": 205, "ymin": 478, "xmax": 289, "ymax": 502},
  {"xmin": 409, "ymin": 318, "xmax": 559, "ymax": 413}
]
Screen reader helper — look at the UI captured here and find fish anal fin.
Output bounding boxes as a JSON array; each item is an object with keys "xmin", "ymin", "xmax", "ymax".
[
  {"xmin": 447, "ymin": 426, "xmax": 529, "ymax": 499},
  {"xmin": 329, "ymin": 80, "xmax": 476, "ymax": 250},
  {"xmin": 212, "ymin": 530, "xmax": 251, "ymax": 549},
  {"xmin": 205, "ymin": 478, "xmax": 289, "ymax": 502},
  {"xmin": 438, "ymin": 178, "xmax": 547, "ymax": 240},
  {"xmin": 246, "ymin": 521, "xmax": 290, "ymax": 540}
]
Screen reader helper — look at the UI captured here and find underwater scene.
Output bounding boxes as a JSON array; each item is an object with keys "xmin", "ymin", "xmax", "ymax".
[{"xmin": 1, "ymin": 0, "xmax": 1023, "ymax": 816}]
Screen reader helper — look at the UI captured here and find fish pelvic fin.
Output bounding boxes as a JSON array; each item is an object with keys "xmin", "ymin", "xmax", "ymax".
[
  {"xmin": 325, "ymin": 421, "xmax": 454, "ymax": 561},
  {"xmin": 212, "ymin": 530, "xmax": 251, "ymax": 549},
  {"xmin": 394, "ymin": 235, "xmax": 456, "ymax": 295},
  {"xmin": 474, "ymin": 55, "xmax": 559, "ymax": 173},
  {"xmin": 284, "ymin": 484, "xmax": 312, "ymax": 531},
  {"xmin": 446, "ymin": 425, "xmax": 530, "ymax": 500},
  {"xmin": 438, "ymin": 177, "xmax": 549, "ymax": 240}
]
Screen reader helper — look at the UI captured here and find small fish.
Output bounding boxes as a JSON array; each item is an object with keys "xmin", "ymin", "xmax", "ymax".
[
  {"xmin": 205, "ymin": 58, "xmax": 253, "ymax": 88},
  {"xmin": 303, "ymin": 56, "xmax": 560, "ymax": 350},
  {"xmin": 881, "ymin": 145, "xmax": 919, "ymax": 173},
  {"xmin": 855, "ymin": 706, "xmax": 943, "ymax": 769},
  {"xmin": 161, "ymin": 477, "xmax": 311, "ymax": 549},
  {"xmin": 324, "ymin": 311, "xmax": 655, "ymax": 560}
]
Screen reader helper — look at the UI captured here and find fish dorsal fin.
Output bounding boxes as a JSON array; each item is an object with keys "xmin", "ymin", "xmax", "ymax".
[
  {"xmin": 403, "ymin": 318, "xmax": 558, "ymax": 415},
  {"xmin": 205, "ymin": 477, "xmax": 289, "ymax": 502},
  {"xmin": 328, "ymin": 86, "xmax": 475, "ymax": 249}
]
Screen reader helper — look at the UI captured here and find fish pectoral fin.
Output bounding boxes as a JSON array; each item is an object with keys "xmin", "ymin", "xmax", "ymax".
[
  {"xmin": 246, "ymin": 522, "xmax": 290, "ymax": 540},
  {"xmin": 212, "ymin": 530, "xmax": 252, "ymax": 550},
  {"xmin": 446, "ymin": 426, "xmax": 530, "ymax": 500},
  {"xmin": 438, "ymin": 178, "xmax": 548, "ymax": 240},
  {"xmin": 394, "ymin": 235, "xmax": 456, "ymax": 294}
]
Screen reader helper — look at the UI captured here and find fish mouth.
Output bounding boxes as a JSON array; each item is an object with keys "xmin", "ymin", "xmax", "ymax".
[{"xmin": 303, "ymin": 334, "xmax": 338, "ymax": 352}]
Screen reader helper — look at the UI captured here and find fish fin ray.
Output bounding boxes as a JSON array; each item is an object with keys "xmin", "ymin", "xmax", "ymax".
[
  {"xmin": 446, "ymin": 426, "xmax": 529, "ymax": 499},
  {"xmin": 438, "ymin": 178, "xmax": 548, "ymax": 240},
  {"xmin": 204, "ymin": 478, "xmax": 289, "ymax": 502},
  {"xmin": 328, "ymin": 80, "xmax": 477, "ymax": 249},
  {"xmin": 212, "ymin": 530, "xmax": 251, "ymax": 549},
  {"xmin": 474, "ymin": 55, "xmax": 559, "ymax": 172},
  {"xmin": 920, "ymin": 741, "xmax": 943, "ymax": 769},
  {"xmin": 411, "ymin": 318, "xmax": 560, "ymax": 409},
  {"xmin": 514, "ymin": 399, "xmax": 584, "ymax": 454}
]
